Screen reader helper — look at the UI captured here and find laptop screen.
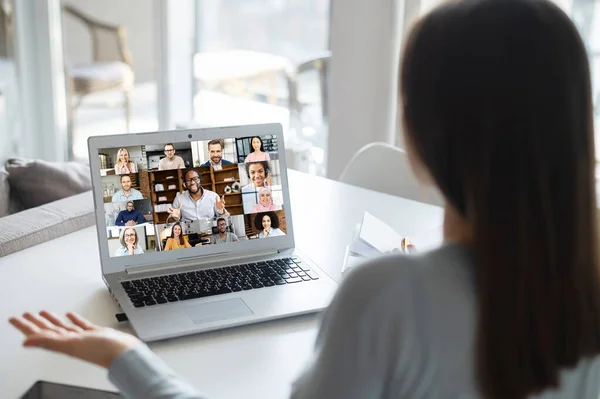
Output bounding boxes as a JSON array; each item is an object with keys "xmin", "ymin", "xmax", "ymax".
[{"xmin": 97, "ymin": 134, "xmax": 287, "ymax": 258}]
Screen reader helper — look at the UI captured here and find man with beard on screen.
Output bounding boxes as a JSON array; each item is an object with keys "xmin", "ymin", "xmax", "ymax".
[
  {"xmin": 200, "ymin": 139, "xmax": 232, "ymax": 170},
  {"xmin": 168, "ymin": 168, "xmax": 228, "ymax": 221}
]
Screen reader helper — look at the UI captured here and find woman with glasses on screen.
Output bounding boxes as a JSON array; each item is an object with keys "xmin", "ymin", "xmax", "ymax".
[
  {"xmin": 244, "ymin": 136, "xmax": 270, "ymax": 163},
  {"xmin": 9, "ymin": 0, "xmax": 600, "ymax": 397},
  {"xmin": 114, "ymin": 148, "xmax": 138, "ymax": 175},
  {"xmin": 114, "ymin": 228, "xmax": 143, "ymax": 256}
]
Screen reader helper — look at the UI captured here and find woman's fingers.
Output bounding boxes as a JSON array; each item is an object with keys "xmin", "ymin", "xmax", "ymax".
[
  {"xmin": 23, "ymin": 312, "xmax": 65, "ymax": 333},
  {"xmin": 9, "ymin": 317, "xmax": 65, "ymax": 351},
  {"xmin": 66, "ymin": 312, "xmax": 97, "ymax": 331},
  {"xmin": 23, "ymin": 334, "xmax": 71, "ymax": 353},
  {"xmin": 9, "ymin": 316, "xmax": 40, "ymax": 336},
  {"xmin": 40, "ymin": 310, "xmax": 83, "ymax": 333}
]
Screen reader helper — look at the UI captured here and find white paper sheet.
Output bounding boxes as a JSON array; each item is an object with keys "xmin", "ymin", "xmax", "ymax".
[
  {"xmin": 358, "ymin": 212, "xmax": 405, "ymax": 253},
  {"xmin": 341, "ymin": 245, "xmax": 365, "ymax": 274}
]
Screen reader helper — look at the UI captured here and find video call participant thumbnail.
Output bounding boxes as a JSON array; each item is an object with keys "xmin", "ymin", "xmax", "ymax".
[
  {"xmin": 167, "ymin": 168, "xmax": 228, "ymax": 221},
  {"xmin": 244, "ymin": 136, "xmax": 270, "ymax": 163},
  {"xmin": 163, "ymin": 222, "xmax": 192, "ymax": 250},
  {"xmin": 115, "ymin": 201, "xmax": 146, "ymax": 226},
  {"xmin": 210, "ymin": 218, "xmax": 239, "ymax": 244},
  {"xmin": 254, "ymin": 211, "xmax": 285, "ymax": 238},
  {"xmin": 201, "ymin": 139, "xmax": 233, "ymax": 170},
  {"xmin": 115, "ymin": 148, "xmax": 138, "ymax": 175},
  {"xmin": 242, "ymin": 161, "xmax": 271, "ymax": 190},
  {"xmin": 251, "ymin": 187, "xmax": 281, "ymax": 213},
  {"xmin": 114, "ymin": 227, "xmax": 144, "ymax": 256},
  {"xmin": 112, "ymin": 175, "xmax": 143, "ymax": 202},
  {"xmin": 159, "ymin": 143, "xmax": 185, "ymax": 170}
]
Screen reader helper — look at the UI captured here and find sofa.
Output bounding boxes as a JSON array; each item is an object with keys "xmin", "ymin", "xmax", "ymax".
[{"xmin": 0, "ymin": 158, "xmax": 95, "ymax": 257}]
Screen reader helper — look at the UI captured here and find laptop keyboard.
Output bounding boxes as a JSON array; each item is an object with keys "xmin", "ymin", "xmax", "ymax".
[{"xmin": 120, "ymin": 257, "xmax": 319, "ymax": 308}]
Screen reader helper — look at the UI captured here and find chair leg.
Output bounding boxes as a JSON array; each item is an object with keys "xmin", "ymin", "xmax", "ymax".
[
  {"xmin": 124, "ymin": 89, "xmax": 131, "ymax": 132},
  {"xmin": 67, "ymin": 104, "xmax": 76, "ymax": 161},
  {"xmin": 67, "ymin": 96, "xmax": 83, "ymax": 161}
]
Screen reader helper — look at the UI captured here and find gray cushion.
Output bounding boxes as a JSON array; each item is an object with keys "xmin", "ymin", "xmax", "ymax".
[
  {"xmin": 70, "ymin": 61, "xmax": 132, "ymax": 82},
  {"xmin": 0, "ymin": 168, "xmax": 9, "ymax": 217},
  {"xmin": 6, "ymin": 158, "xmax": 92, "ymax": 210},
  {"xmin": 0, "ymin": 191, "xmax": 95, "ymax": 257}
]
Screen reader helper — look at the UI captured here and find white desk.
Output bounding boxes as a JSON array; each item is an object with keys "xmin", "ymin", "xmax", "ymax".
[{"xmin": 0, "ymin": 170, "xmax": 444, "ymax": 398}]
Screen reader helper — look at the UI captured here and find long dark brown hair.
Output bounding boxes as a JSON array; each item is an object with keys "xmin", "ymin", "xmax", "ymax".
[
  {"xmin": 170, "ymin": 222, "xmax": 185, "ymax": 246},
  {"xmin": 400, "ymin": 0, "xmax": 600, "ymax": 397}
]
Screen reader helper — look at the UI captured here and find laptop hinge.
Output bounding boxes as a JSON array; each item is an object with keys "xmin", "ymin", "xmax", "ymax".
[{"xmin": 124, "ymin": 249, "xmax": 280, "ymax": 275}]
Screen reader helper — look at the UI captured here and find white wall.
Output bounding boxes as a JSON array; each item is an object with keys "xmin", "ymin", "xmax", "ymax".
[
  {"xmin": 61, "ymin": 0, "xmax": 155, "ymax": 83},
  {"xmin": 326, "ymin": 0, "xmax": 405, "ymax": 179}
]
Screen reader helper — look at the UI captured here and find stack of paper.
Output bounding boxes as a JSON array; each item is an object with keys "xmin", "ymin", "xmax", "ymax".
[
  {"xmin": 341, "ymin": 212, "xmax": 443, "ymax": 274},
  {"xmin": 342, "ymin": 212, "xmax": 406, "ymax": 274}
]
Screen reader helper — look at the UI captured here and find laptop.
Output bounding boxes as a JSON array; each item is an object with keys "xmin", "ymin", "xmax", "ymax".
[{"xmin": 88, "ymin": 123, "xmax": 338, "ymax": 342}]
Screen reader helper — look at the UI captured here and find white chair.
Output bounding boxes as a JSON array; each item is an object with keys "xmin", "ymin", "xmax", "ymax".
[{"xmin": 339, "ymin": 142, "xmax": 445, "ymax": 207}]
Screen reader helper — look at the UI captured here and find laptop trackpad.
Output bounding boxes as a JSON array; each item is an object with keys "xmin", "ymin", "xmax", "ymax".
[{"xmin": 184, "ymin": 298, "xmax": 253, "ymax": 324}]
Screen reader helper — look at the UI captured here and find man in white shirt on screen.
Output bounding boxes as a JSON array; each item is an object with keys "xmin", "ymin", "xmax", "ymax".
[{"xmin": 167, "ymin": 169, "xmax": 228, "ymax": 221}]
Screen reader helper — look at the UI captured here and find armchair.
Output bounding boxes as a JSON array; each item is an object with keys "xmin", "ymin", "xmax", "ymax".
[
  {"xmin": 62, "ymin": 5, "xmax": 134, "ymax": 133},
  {"xmin": 287, "ymin": 51, "xmax": 331, "ymax": 125}
]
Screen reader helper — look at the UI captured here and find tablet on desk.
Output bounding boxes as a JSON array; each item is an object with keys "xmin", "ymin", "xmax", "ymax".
[{"xmin": 21, "ymin": 381, "xmax": 123, "ymax": 399}]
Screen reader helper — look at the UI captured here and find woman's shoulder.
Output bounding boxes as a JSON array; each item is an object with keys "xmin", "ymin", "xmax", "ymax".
[
  {"xmin": 340, "ymin": 253, "xmax": 421, "ymax": 299},
  {"xmin": 339, "ymin": 244, "xmax": 474, "ymax": 305}
]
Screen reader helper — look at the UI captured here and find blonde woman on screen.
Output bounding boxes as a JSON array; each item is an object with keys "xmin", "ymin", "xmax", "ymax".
[{"xmin": 115, "ymin": 148, "xmax": 138, "ymax": 175}]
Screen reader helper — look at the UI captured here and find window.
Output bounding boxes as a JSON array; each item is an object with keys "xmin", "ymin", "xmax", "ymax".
[
  {"xmin": 570, "ymin": 0, "xmax": 600, "ymax": 158},
  {"xmin": 193, "ymin": 0, "xmax": 330, "ymax": 175},
  {"xmin": 60, "ymin": 0, "xmax": 158, "ymax": 161}
]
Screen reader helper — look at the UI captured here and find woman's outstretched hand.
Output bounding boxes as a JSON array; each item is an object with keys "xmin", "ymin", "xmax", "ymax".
[{"xmin": 9, "ymin": 311, "xmax": 142, "ymax": 369}]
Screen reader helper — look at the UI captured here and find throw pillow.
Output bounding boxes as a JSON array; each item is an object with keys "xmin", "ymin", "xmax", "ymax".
[{"xmin": 6, "ymin": 158, "xmax": 92, "ymax": 209}]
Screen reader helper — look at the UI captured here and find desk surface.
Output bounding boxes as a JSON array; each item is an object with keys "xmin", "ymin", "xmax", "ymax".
[{"xmin": 0, "ymin": 170, "xmax": 444, "ymax": 398}]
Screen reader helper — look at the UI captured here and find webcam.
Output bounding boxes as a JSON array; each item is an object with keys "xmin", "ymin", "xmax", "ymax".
[{"xmin": 188, "ymin": 134, "xmax": 192, "ymax": 139}]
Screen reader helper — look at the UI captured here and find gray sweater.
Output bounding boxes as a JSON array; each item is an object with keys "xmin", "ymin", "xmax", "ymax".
[{"xmin": 108, "ymin": 244, "xmax": 600, "ymax": 398}]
